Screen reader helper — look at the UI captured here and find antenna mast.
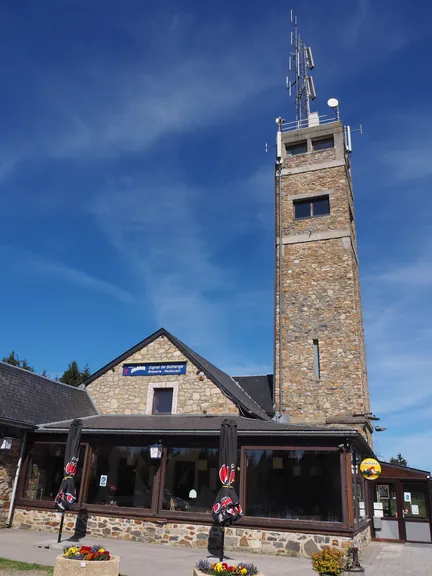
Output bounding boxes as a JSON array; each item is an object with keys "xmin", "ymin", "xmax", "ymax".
[{"xmin": 286, "ymin": 10, "xmax": 316, "ymax": 124}]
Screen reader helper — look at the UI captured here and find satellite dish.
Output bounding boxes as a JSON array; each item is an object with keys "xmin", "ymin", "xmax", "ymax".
[{"xmin": 327, "ymin": 98, "xmax": 339, "ymax": 109}]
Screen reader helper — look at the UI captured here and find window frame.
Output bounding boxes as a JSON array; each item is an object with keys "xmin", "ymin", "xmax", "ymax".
[
  {"xmin": 17, "ymin": 438, "xmax": 356, "ymax": 533},
  {"xmin": 313, "ymin": 339, "xmax": 321, "ymax": 379},
  {"xmin": 312, "ymin": 136, "xmax": 334, "ymax": 151},
  {"xmin": 240, "ymin": 445, "xmax": 348, "ymax": 530},
  {"xmin": 17, "ymin": 440, "xmax": 90, "ymax": 509},
  {"xmin": 146, "ymin": 382, "xmax": 179, "ymax": 414},
  {"xmin": 293, "ymin": 195, "xmax": 330, "ymax": 220},
  {"xmin": 152, "ymin": 388, "xmax": 174, "ymax": 415},
  {"xmin": 285, "ymin": 141, "xmax": 308, "ymax": 157}
]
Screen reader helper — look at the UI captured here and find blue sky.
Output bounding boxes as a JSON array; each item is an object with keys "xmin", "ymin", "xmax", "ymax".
[{"xmin": 1, "ymin": 0, "xmax": 431, "ymax": 470}]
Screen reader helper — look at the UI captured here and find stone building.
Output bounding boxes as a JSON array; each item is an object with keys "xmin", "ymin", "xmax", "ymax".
[
  {"xmin": 1, "ymin": 106, "xmax": 431, "ymax": 552},
  {"xmin": 274, "ymin": 121, "xmax": 370, "ymax": 439}
]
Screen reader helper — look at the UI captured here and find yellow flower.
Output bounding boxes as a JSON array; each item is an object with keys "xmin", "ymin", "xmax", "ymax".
[
  {"xmin": 99, "ymin": 549, "xmax": 105, "ymax": 553},
  {"xmin": 241, "ymin": 569, "xmax": 247, "ymax": 574},
  {"xmin": 215, "ymin": 563, "xmax": 223, "ymax": 572}
]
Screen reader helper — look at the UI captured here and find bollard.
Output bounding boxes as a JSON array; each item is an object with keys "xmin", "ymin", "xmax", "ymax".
[{"xmin": 347, "ymin": 547, "xmax": 365, "ymax": 573}]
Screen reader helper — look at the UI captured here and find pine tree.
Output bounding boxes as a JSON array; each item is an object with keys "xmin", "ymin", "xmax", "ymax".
[
  {"xmin": 2, "ymin": 351, "xmax": 35, "ymax": 372},
  {"xmin": 59, "ymin": 361, "xmax": 91, "ymax": 387},
  {"xmin": 389, "ymin": 453, "xmax": 408, "ymax": 467}
]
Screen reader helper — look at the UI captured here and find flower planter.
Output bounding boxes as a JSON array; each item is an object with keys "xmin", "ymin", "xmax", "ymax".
[
  {"xmin": 193, "ymin": 571, "xmax": 264, "ymax": 576},
  {"xmin": 53, "ymin": 554, "xmax": 120, "ymax": 576}
]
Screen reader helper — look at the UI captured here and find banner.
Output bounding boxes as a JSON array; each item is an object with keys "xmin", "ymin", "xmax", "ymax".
[{"xmin": 122, "ymin": 362, "xmax": 187, "ymax": 376}]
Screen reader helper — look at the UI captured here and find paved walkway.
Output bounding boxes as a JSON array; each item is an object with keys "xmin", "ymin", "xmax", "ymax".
[{"xmin": 0, "ymin": 529, "xmax": 431, "ymax": 576}]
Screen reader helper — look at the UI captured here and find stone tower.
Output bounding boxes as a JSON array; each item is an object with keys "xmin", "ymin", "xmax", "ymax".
[{"xmin": 274, "ymin": 117, "xmax": 371, "ymax": 434}]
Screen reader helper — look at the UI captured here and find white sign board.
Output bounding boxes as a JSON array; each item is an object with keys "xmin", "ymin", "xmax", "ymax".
[
  {"xmin": 404, "ymin": 492, "xmax": 411, "ymax": 503},
  {"xmin": 411, "ymin": 504, "xmax": 419, "ymax": 515},
  {"xmin": 0, "ymin": 438, "xmax": 12, "ymax": 450},
  {"xmin": 99, "ymin": 475, "xmax": 108, "ymax": 487}
]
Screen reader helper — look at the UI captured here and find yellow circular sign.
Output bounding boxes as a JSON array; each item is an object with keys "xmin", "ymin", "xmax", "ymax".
[{"xmin": 360, "ymin": 458, "xmax": 381, "ymax": 480}]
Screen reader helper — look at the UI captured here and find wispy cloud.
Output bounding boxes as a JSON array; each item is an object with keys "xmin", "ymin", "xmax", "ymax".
[
  {"xmin": 2, "ymin": 18, "xmax": 279, "ymax": 167},
  {"xmin": 364, "ymin": 241, "xmax": 432, "ymax": 422},
  {"xmin": 375, "ymin": 431, "xmax": 432, "ymax": 472},
  {"xmin": 88, "ymin": 165, "xmax": 273, "ymax": 353},
  {"xmin": 0, "ymin": 247, "xmax": 133, "ymax": 303},
  {"xmin": 377, "ymin": 113, "xmax": 432, "ymax": 184}
]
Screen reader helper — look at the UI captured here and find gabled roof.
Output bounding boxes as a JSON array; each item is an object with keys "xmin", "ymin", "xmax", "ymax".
[
  {"xmin": 233, "ymin": 375, "xmax": 274, "ymax": 416},
  {"xmin": 0, "ymin": 361, "xmax": 97, "ymax": 426},
  {"xmin": 380, "ymin": 461, "xmax": 431, "ymax": 477},
  {"xmin": 84, "ymin": 328, "xmax": 271, "ymax": 421}
]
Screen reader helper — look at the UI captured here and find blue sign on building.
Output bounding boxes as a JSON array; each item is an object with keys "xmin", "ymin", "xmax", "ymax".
[{"xmin": 122, "ymin": 362, "xmax": 187, "ymax": 377}]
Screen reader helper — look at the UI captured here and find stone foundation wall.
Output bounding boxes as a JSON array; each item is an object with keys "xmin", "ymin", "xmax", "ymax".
[
  {"xmin": 353, "ymin": 524, "xmax": 371, "ymax": 550},
  {"xmin": 0, "ymin": 439, "xmax": 20, "ymax": 528},
  {"xmin": 13, "ymin": 508, "xmax": 365, "ymax": 558}
]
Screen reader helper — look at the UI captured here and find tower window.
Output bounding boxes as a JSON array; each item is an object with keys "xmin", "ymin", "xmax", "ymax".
[
  {"xmin": 313, "ymin": 339, "xmax": 320, "ymax": 379},
  {"xmin": 312, "ymin": 136, "xmax": 334, "ymax": 151},
  {"xmin": 285, "ymin": 141, "xmax": 307, "ymax": 156},
  {"xmin": 152, "ymin": 388, "xmax": 173, "ymax": 414},
  {"xmin": 294, "ymin": 195, "xmax": 330, "ymax": 219}
]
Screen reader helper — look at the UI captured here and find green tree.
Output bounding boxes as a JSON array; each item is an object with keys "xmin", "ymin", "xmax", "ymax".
[
  {"xmin": 390, "ymin": 453, "xmax": 408, "ymax": 467},
  {"xmin": 2, "ymin": 351, "xmax": 35, "ymax": 372},
  {"xmin": 59, "ymin": 361, "xmax": 91, "ymax": 387}
]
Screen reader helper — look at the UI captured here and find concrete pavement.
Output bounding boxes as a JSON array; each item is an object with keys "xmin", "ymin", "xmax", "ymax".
[{"xmin": 0, "ymin": 529, "xmax": 431, "ymax": 576}]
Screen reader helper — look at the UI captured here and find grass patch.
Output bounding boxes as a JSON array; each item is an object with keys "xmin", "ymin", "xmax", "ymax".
[{"xmin": 0, "ymin": 558, "xmax": 53, "ymax": 574}]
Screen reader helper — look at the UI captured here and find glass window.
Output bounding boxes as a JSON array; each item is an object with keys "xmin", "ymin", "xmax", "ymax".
[
  {"xmin": 313, "ymin": 197, "xmax": 330, "ymax": 216},
  {"xmin": 351, "ymin": 451, "xmax": 367, "ymax": 522},
  {"xmin": 285, "ymin": 142, "xmax": 307, "ymax": 156},
  {"xmin": 163, "ymin": 448, "xmax": 219, "ymax": 514},
  {"xmin": 403, "ymin": 483, "xmax": 429, "ymax": 519},
  {"xmin": 313, "ymin": 136, "xmax": 334, "ymax": 151},
  {"xmin": 153, "ymin": 388, "xmax": 173, "ymax": 414},
  {"xmin": 87, "ymin": 446, "xmax": 158, "ymax": 508},
  {"xmin": 294, "ymin": 196, "xmax": 330, "ymax": 219},
  {"xmin": 23, "ymin": 443, "xmax": 85, "ymax": 501},
  {"xmin": 245, "ymin": 449, "xmax": 342, "ymax": 521},
  {"xmin": 374, "ymin": 483, "xmax": 397, "ymax": 518},
  {"xmin": 294, "ymin": 199, "xmax": 311, "ymax": 219}
]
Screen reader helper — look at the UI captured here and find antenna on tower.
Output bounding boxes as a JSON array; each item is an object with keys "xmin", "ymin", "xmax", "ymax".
[{"xmin": 286, "ymin": 10, "xmax": 316, "ymax": 124}]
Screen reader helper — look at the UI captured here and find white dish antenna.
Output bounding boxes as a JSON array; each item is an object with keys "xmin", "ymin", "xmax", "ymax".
[{"xmin": 327, "ymin": 97, "xmax": 339, "ymax": 109}]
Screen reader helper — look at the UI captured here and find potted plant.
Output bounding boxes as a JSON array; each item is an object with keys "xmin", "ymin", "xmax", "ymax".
[
  {"xmin": 194, "ymin": 560, "xmax": 260, "ymax": 576},
  {"xmin": 53, "ymin": 545, "xmax": 120, "ymax": 576},
  {"xmin": 311, "ymin": 546, "xmax": 345, "ymax": 576}
]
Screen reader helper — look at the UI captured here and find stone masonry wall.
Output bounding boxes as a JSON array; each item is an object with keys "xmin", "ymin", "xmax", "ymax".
[
  {"xmin": 87, "ymin": 335, "xmax": 238, "ymax": 416},
  {"xmin": 274, "ymin": 123, "xmax": 371, "ymax": 426},
  {"xmin": 13, "ymin": 508, "xmax": 369, "ymax": 558},
  {"xmin": 0, "ymin": 439, "xmax": 20, "ymax": 528}
]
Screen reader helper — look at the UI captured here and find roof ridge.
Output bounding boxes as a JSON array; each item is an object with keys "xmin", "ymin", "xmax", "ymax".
[{"xmin": 165, "ymin": 332, "xmax": 270, "ymax": 421}]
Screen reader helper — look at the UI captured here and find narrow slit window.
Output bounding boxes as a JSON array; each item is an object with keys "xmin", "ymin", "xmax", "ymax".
[{"xmin": 313, "ymin": 339, "xmax": 320, "ymax": 378}]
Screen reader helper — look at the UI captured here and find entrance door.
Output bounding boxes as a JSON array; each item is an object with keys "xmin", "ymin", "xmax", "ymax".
[
  {"xmin": 373, "ymin": 482, "xmax": 400, "ymax": 540},
  {"xmin": 402, "ymin": 482, "xmax": 432, "ymax": 543}
]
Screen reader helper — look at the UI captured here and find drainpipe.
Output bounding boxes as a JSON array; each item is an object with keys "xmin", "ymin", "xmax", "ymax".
[
  {"xmin": 275, "ymin": 117, "xmax": 284, "ymax": 417},
  {"xmin": 6, "ymin": 432, "xmax": 27, "ymax": 528}
]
